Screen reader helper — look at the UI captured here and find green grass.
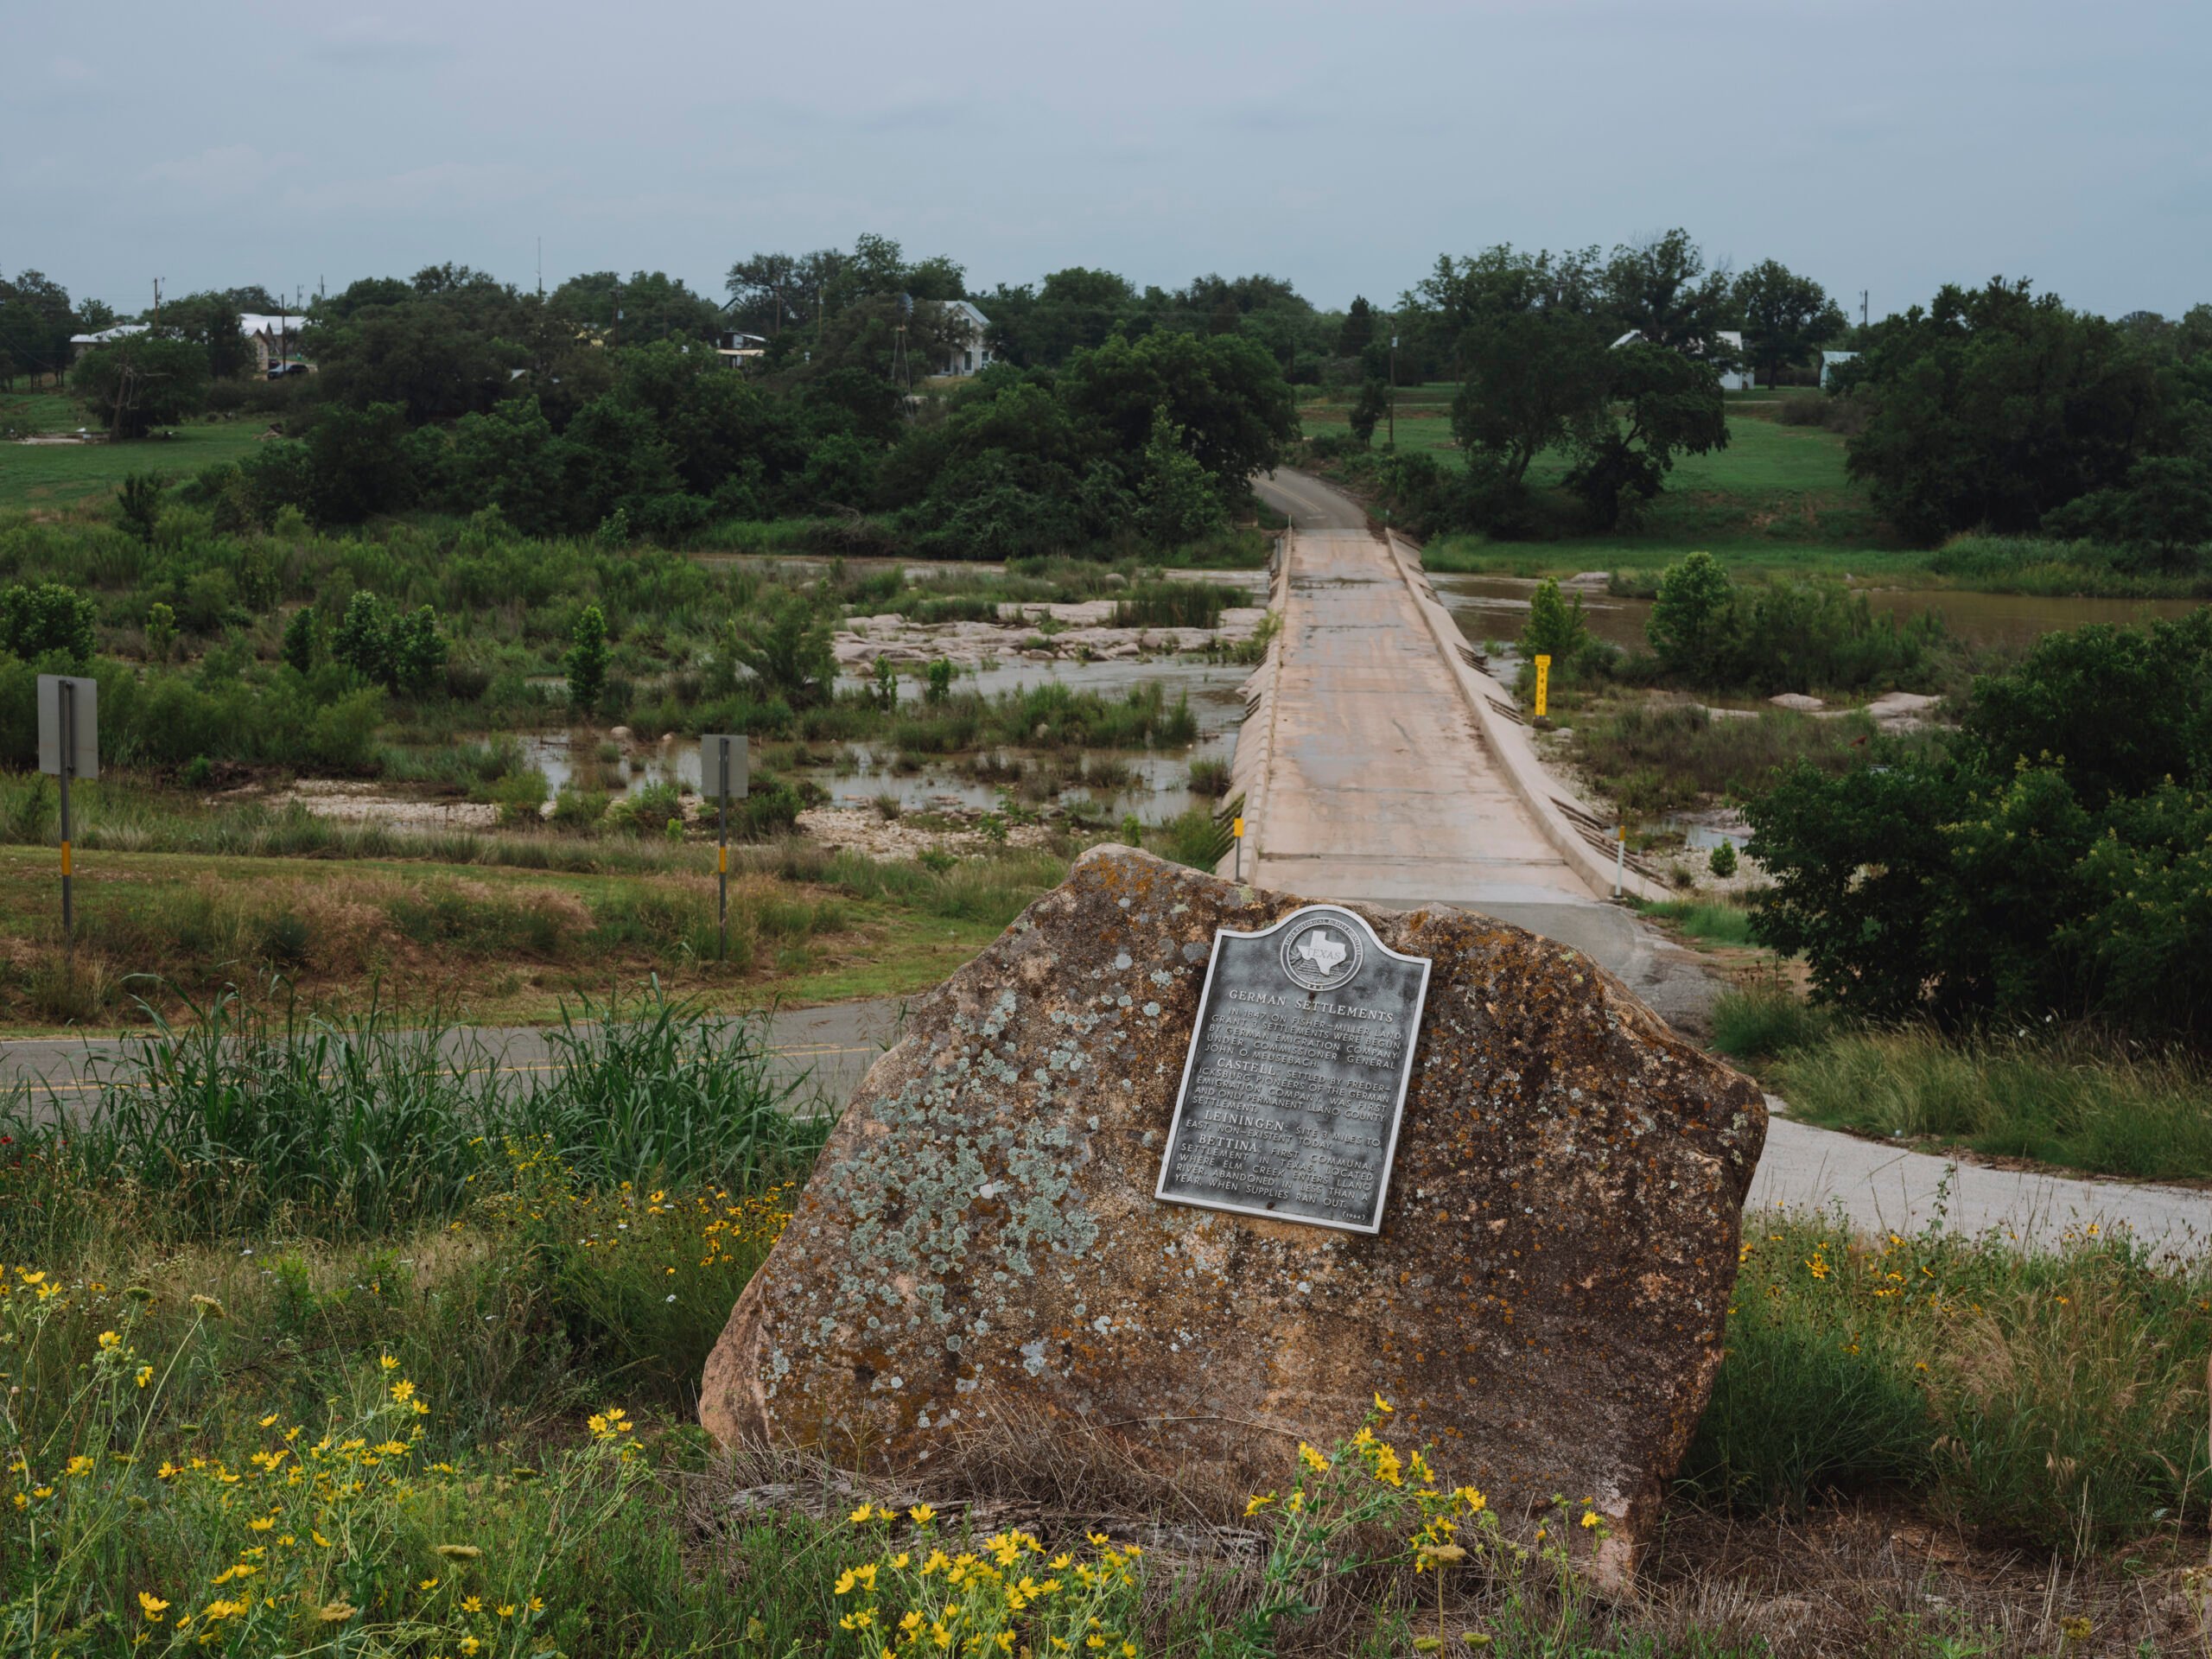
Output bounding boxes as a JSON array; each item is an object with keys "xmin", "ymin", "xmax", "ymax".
[
  {"xmin": 1571, "ymin": 701, "xmax": 1888, "ymax": 818},
  {"xmin": 0, "ymin": 829, "xmax": 1065, "ymax": 1033},
  {"xmin": 1689, "ymin": 1213, "xmax": 2212, "ymax": 1553},
  {"xmin": 0, "ymin": 419, "xmax": 272, "ymax": 511},
  {"xmin": 1775, "ymin": 1027, "xmax": 2212, "ymax": 1183},
  {"xmin": 1, "ymin": 996, "xmax": 2204, "ymax": 1651},
  {"xmin": 1709, "ymin": 983, "xmax": 1835, "ymax": 1061},
  {"xmin": 1637, "ymin": 897, "xmax": 1756, "ymax": 947},
  {"xmin": 0, "ymin": 389, "xmax": 80, "ymax": 435}
]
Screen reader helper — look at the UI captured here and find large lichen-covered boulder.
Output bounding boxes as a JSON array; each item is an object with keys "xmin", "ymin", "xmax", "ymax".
[{"xmin": 702, "ymin": 847, "xmax": 1764, "ymax": 1567}]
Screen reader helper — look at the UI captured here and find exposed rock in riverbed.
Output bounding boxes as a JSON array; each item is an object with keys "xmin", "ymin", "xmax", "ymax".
[{"xmin": 832, "ymin": 603, "xmax": 1268, "ymax": 671}]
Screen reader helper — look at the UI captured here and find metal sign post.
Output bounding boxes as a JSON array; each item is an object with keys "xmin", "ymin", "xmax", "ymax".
[
  {"xmin": 1232, "ymin": 815, "xmax": 1245, "ymax": 881},
  {"xmin": 1614, "ymin": 824, "xmax": 1627, "ymax": 899},
  {"xmin": 702, "ymin": 734, "xmax": 748, "ymax": 961},
  {"xmin": 37, "ymin": 675, "xmax": 99, "ymax": 966}
]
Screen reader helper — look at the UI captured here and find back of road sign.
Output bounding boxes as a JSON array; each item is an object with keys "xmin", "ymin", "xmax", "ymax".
[
  {"xmin": 36, "ymin": 675, "xmax": 98, "ymax": 780},
  {"xmin": 702, "ymin": 734, "xmax": 748, "ymax": 801}
]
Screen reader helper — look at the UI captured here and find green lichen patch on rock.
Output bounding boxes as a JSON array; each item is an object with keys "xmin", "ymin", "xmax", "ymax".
[{"xmin": 701, "ymin": 846, "xmax": 1765, "ymax": 1569}]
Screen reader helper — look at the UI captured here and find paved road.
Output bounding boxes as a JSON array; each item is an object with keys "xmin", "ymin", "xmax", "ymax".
[
  {"xmin": 1254, "ymin": 467, "xmax": 1369, "ymax": 531},
  {"xmin": 1751, "ymin": 1109, "xmax": 2207, "ymax": 1250},
  {"xmin": 1242, "ymin": 482, "xmax": 1713, "ymax": 1028},
  {"xmin": 9, "ymin": 997, "xmax": 2202, "ymax": 1251}
]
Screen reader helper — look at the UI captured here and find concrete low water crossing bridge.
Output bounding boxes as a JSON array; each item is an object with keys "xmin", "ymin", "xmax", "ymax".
[{"xmin": 1241, "ymin": 474, "xmax": 1708, "ymax": 1028}]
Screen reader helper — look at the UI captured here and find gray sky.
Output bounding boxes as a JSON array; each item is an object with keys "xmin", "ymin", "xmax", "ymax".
[{"xmin": 7, "ymin": 0, "xmax": 2207, "ymax": 321}]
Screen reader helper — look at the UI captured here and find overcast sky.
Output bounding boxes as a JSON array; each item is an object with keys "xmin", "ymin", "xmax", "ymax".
[{"xmin": 7, "ymin": 0, "xmax": 2208, "ymax": 321}]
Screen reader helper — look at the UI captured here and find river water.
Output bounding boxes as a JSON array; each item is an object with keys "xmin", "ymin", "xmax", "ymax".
[{"xmin": 518, "ymin": 656, "xmax": 1251, "ymax": 819}]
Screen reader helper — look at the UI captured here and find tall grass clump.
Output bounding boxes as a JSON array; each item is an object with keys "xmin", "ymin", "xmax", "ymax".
[
  {"xmin": 515, "ymin": 990, "xmax": 825, "ymax": 1189},
  {"xmin": 1709, "ymin": 982, "xmax": 1834, "ymax": 1061},
  {"xmin": 1108, "ymin": 581, "xmax": 1236, "ymax": 630},
  {"xmin": 0, "ymin": 983, "xmax": 810, "ymax": 1243},
  {"xmin": 1692, "ymin": 1211, "xmax": 2212, "ymax": 1553},
  {"xmin": 1775, "ymin": 1027, "xmax": 2212, "ymax": 1181}
]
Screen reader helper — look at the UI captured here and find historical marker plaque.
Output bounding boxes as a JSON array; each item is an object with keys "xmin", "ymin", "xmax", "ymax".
[{"xmin": 1156, "ymin": 905, "xmax": 1431, "ymax": 1234}]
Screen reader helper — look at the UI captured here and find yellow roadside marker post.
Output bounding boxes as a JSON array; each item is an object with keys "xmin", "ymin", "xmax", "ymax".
[
  {"xmin": 1533, "ymin": 654, "xmax": 1551, "ymax": 719},
  {"xmin": 1233, "ymin": 815, "xmax": 1245, "ymax": 881}
]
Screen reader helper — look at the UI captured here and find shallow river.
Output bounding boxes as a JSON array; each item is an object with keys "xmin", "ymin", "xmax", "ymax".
[{"xmin": 519, "ymin": 655, "xmax": 1250, "ymax": 819}]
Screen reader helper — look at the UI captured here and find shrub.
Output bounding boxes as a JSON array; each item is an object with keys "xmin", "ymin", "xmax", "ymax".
[
  {"xmin": 1522, "ymin": 575, "xmax": 1590, "ymax": 664},
  {"xmin": 1747, "ymin": 609, "xmax": 2212, "ymax": 1038},
  {"xmin": 0, "ymin": 581, "xmax": 97, "ymax": 667},
  {"xmin": 728, "ymin": 592, "xmax": 835, "ymax": 708},
  {"xmin": 1646, "ymin": 551, "xmax": 1733, "ymax": 678},
  {"xmin": 565, "ymin": 602, "xmax": 609, "ymax": 714}
]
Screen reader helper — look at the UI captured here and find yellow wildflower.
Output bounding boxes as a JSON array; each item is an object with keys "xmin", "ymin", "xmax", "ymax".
[
  {"xmin": 1297, "ymin": 1442, "xmax": 1329, "ymax": 1475},
  {"xmin": 138, "ymin": 1593, "xmax": 170, "ymax": 1622},
  {"xmin": 909, "ymin": 1503, "xmax": 938, "ymax": 1525},
  {"xmin": 1374, "ymin": 1392, "xmax": 1393, "ymax": 1414},
  {"xmin": 136, "ymin": 1365, "xmax": 154, "ymax": 1388}
]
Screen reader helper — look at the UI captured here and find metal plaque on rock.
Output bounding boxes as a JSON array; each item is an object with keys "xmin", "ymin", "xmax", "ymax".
[{"xmin": 1156, "ymin": 904, "xmax": 1431, "ymax": 1234}]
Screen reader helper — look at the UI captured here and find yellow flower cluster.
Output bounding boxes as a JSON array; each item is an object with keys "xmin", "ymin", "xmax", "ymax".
[{"xmin": 834, "ymin": 1503, "xmax": 1143, "ymax": 1655}]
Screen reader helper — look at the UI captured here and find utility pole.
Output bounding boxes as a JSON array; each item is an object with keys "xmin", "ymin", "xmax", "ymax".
[
  {"xmin": 152, "ymin": 277, "xmax": 162, "ymax": 328},
  {"xmin": 1860, "ymin": 289, "xmax": 1869, "ymax": 330}
]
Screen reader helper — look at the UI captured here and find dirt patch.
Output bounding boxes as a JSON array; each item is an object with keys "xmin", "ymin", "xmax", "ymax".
[
  {"xmin": 270, "ymin": 780, "xmax": 499, "ymax": 832},
  {"xmin": 795, "ymin": 805, "xmax": 1054, "ymax": 861}
]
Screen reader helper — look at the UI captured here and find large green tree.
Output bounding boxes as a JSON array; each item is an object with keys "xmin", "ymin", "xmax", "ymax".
[
  {"xmin": 549, "ymin": 270, "xmax": 721, "ymax": 346},
  {"xmin": 72, "ymin": 335, "xmax": 212, "ymax": 437},
  {"xmin": 1058, "ymin": 330, "xmax": 1297, "ymax": 494},
  {"xmin": 1564, "ymin": 342, "xmax": 1729, "ymax": 528},
  {"xmin": 1845, "ymin": 279, "xmax": 2171, "ymax": 543},
  {"xmin": 1602, "ymin": 229, "xmax": 1736, "ymax": 357},
  {"xmin": 1731, "ymin": 259, "xmax": 1846, "ymax": 386},
  {"xmin": 1450, "ymin": 308, "xmax": 1611, "ymax": 482},
  {"xmin": 1747, "ymin": 610, "xmax": 2212, "ymax": 1039}
]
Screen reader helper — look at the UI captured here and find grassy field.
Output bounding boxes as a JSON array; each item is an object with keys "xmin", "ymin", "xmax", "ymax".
[
  {"xmin": 1758, "ymin": 1016, "xmax": 2212, "ymax": 1185},
  {"xmin": 0, "ymin": 836, "xmax": 1061, "ymax": 1033},
  {"xmin": 1300, "ymin": 383, "xmax": 1887, "ymax": 569},
  {"xmin": 0, "ymin": 418, "xmax": 273, "ymax": 512},
  {"xmin": 3, "ymin": 1002, "xmax": 2207, "ymax": 1656}
]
